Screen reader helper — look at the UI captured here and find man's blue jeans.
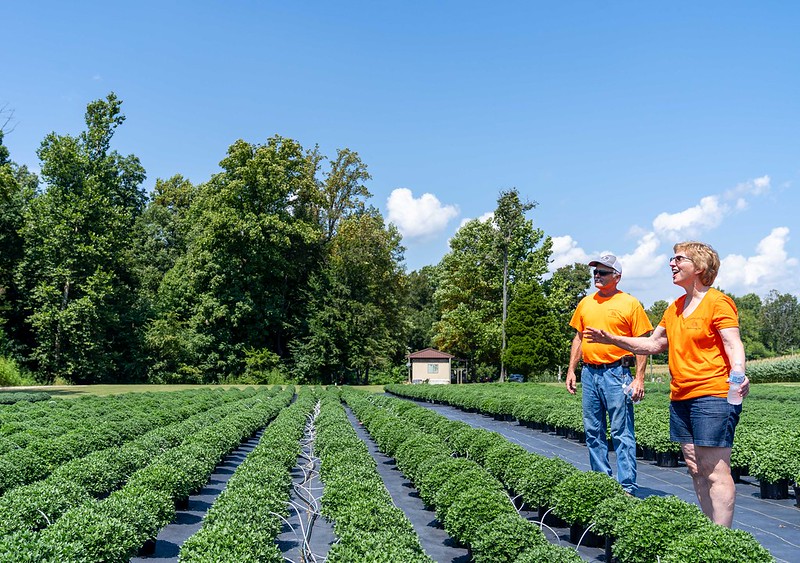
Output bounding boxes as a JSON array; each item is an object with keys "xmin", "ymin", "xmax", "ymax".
[{"xmin": 581, "ymin": 364, "xmax": 637, "ymax": 493}]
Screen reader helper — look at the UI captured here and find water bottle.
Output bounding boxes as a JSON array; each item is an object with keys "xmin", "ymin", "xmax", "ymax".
[
  {"xmin": 622, "ymin": 382, "xmax": 640, "ymax": 404},
  {"xmin": 727, "ymin": 364, "xmax": 746, "ymax": 405}
]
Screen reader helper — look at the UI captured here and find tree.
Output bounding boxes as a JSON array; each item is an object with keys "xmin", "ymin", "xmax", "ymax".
[
  {"xmin": 290, "ymin": 211, "xmax": 406, "ymax": 384},
  {"xmin": 730, "ymin": 292, "xmax": 768, "ymax": 359},
  {"xmin": 146, "ymin": 136, "xmax": 321, "ymax": 382},
  {"xmin": 404, "ymin": 265, "xmax": 440, "ymax": 353},
  {"xmin": 503, "ymin": 281, "xmax": 562, "ymax": 377},
  {"xmin": 318, "ymin": 148, "xmax": 372, "ymax": 241},
  {"xmin": 433, "ymin": 191, "xmax": 551, "ymax": 378},
  {"xmin": 542, "ymin": 263, "xmax": 591, "ymax": 372},
  {"xmin": 761, "ymin": 290, "xmax": 800, "ymax": 355},
  {"xmin": 0, "ymin": 130, "xmax": 38, "ymax": 355},
  {"xmin": 17, "ymin": 93, "xmax": 147, "ymax": 383}
]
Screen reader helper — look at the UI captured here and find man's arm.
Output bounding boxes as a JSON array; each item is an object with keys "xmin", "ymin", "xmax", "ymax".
[{"xmin": 565, "ymin": 331, "xmax": 582, "ymax": 395}]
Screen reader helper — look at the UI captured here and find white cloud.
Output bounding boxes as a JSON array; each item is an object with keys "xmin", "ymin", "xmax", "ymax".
[
  {"xmin": 619, "ymin": 232, "xmax": 666, "ymax": 278},
  {"xmin": 717, "ymin": 227, "xmax": 799, "ymax": 292},
  {"xmin": 652, "ymin": 195, "xmax": 726, "ymax": 240},
  {"xmin": 549, "ymin": 235, "xmax": 589, "ymax": 270},
  {"xmin": 386, "ymin": 188, "xmax": 459, "ymax": 240}
]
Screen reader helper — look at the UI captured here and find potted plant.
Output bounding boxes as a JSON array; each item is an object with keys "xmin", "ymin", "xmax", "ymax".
[
  {"xmin": 591, "ymin": 493, "xmax": 640, "ymax": 562},
  {"xmin": 551, "ymin": 471, "xmax": 624, "ymax": 548},
  {"xmin": 659, "ymin": 525, "xmax": 775, "ymax": 562},
  {"xmin": 470, "ymin": 513, "xmax": 547, "ymax": 563}
]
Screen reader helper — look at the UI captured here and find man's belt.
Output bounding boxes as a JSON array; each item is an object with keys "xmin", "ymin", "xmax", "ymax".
[{"xmin": 583, "ymin": 356, "xmax": 635, "ymax": 369}]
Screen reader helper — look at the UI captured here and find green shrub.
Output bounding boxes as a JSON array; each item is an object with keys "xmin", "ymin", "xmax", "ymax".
[
  {"xmin": 0, "ymin": 479, "xmax": 92, "ymax": 535},
  {"xmin": 660, "ymin": 525, "xmax": 775, "ymax": 563},
  {"xmin": 590, "ymin": 492, "xmax": 640, "ymax": 537},
  {"xmin": 612, "ymin": 495, "xmax": 712, "ymax": 563},
  {"xmin": 515, "ymin": 456, "xmax": 578, "ymax": 509},
  {"xmin": 551, "ymin": 471, "xmax": 625, "ymax": 526},
  {"xmin": 416, "ymin": 456, "xmax": 477, "ymax": 507},
  {"xmin": 471, "ymin": 513, "xmax": 547, "ymax": 563},
  {"xmin": 325, "ymin": 530, "xmax": 434, "ymax": 563},
  {"xmin": 513, "ymin": 542, "xmax": 584, "ymax": 562},
  {"xmin": 434, "ymin": 466, "xmax": 505, "ymax": 523},
  {"xmin": 443, "ymin": 485, "xmax": 517, "ymax": 546}
]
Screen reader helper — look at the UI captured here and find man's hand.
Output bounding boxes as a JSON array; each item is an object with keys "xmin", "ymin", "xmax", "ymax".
[
  {"xmin": 628, "ymin": 378, "xmax": 645, "ymax": 402},
  {"xmin": 566, "ymin": 371, "xmax": 577, "ymax": 395}
]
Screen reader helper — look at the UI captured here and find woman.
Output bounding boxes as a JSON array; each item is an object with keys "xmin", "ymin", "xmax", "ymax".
[{"xmin": 585, "ymin": 241, "xmax": 749, "ymax": 527}]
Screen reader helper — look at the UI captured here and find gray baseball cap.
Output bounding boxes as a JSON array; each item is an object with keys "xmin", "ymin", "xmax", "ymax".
[{"xmin": 589, "ymin": 254, "xmax": 622, "ymax": 274}]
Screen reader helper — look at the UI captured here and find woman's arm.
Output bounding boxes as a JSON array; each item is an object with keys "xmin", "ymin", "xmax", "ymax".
[
  {"xmin": 720, "ymin": 326, "xmax": 750, "ymax": 398},
  {"xmin": 583, "ymin": 325, "xmax": 669, "ymax": 355}
]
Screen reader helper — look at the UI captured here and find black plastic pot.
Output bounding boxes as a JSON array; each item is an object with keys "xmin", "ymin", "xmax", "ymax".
[
  {"xmin": 656, "ymin": 451, "xmax": 680, "ymax": 467},
  {"xmin": 642, "ymin": 446, "xmax": 656, "ymax": 461},
  {"xmin": 794, "ymin": 484, "xmax": 799, "ymax": 507},
  {"xmin": 569, "ymin": 523, "xmax": 605, "ymax": 547},
  {"xmin": 605, "ymin": 535, "xmax": 618, "ymax": 563},
  {"xmin": 759, "ymin": 478, "xmax": 790, "ymax": 500},
  {"xmin": 537, "ymin": 505, "xmax": 568, "ymax": 528}
]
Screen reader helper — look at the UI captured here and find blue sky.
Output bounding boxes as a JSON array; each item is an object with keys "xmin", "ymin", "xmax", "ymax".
[{"xmin": 4, "ymin": 1, "xmax": 799, "ymax": 306}]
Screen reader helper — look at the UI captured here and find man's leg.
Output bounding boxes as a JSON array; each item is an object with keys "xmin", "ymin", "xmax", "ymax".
[
  {"xmin": 606, "ymin": 373, "xmax": 637, "ymax": 493},
  {"xmin": 581, "ymin": 368, "xmax": 612, "ymax": 476},
  {"xmin": 681, "ymin": 443, "xmax": 736, "ymax": 527}
]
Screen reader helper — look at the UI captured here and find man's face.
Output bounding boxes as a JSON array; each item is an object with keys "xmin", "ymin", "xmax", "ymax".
[{"xmin": 593, "ymin": 267, "xmax": 619, "ymax": 289}]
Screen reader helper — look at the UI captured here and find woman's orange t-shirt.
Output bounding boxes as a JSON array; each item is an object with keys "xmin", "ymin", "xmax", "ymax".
[{"xmin": 659, "ymin": 288, "xmax": 739, "ymax": 401}]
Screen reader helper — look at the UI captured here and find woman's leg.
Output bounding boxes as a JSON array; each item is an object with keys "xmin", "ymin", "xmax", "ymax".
[{"xmin": 681, "ymin": 443, "xmax": 736, "ymax": 527}]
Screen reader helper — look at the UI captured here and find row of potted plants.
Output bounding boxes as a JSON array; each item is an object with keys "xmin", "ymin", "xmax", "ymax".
[
  {"xmin": 342, "ymin": 388, "xmax": 582, "ymax": 563},
  {"xmin": 0, "ymin": 387, "xmax": 257, "ymax": 494},
  {"xmin": 315, "ymin": 389, "xmax": 434, "ymax": 562},
  {"xmin": 386, "ymin": 382, "xmax": 800, "ymax": 492},
  {"xmin": 0, "ymin": 387, "xmax": 293, "ymax": 560},
  {"xmin": 368, "ymin": 388, "xmax": 774, "ymax": 563},
  {"xmin": 178, "ymin": 388, "xmax": 317, "ymax": 561}
]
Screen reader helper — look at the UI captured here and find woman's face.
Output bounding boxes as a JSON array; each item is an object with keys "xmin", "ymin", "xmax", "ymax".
[{"xmin": 669, "ymin": 252, "xmax": 699, "ymax": 287}]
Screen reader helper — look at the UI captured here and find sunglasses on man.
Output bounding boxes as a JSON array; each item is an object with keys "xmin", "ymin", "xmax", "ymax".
[{"xmin": 593, "ymin": 269, "xmax": 615, "ymax": 277}]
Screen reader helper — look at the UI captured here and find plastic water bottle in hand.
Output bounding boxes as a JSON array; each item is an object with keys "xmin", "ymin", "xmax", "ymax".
[
  {"xmin": 727, "ymin": 363, "xmax": 746, "ymax": 405},
  {"xmin": 622, "ymin": 382, "xmax": 640, "ymax": 404}
]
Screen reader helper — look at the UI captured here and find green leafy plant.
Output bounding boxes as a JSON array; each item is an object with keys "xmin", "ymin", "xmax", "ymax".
[
  {"xmin": 612, "ymin": 495, "xmax": 712, "ymax": 563},
  {"xmin": 590, "ymin": 492, "xmax": 640, "ymax": 537},
  {"xmin": 513, "ymin": 542, "xmax": 584, "ymax": 562},
  {"xmin": 551, "ymin": 470, "xmax": 625, "ymax": 526},
  {"xmin": 471, "ymin": 513, "xmax": 547, "ymax": 563},
  {"xmin": 660, "ymin": 525, "xmax": 775, "ymax": 562},
  {"xmin": 442, "ymin": 485, "xmax": 517, "ymax": 547}
]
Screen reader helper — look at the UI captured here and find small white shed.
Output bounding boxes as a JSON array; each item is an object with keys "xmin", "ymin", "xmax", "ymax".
[{"xmin": 407, "ymin": 348, "xmax": 454, "ymax": 384}]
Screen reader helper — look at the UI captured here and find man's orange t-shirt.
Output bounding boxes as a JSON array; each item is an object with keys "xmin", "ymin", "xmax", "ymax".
[
  {"xmin": 659, "ymin": 288, "xmax": 739, "ymax": 401},
  {"xmin": 570, "ymin": 291, "xmax": 653, "ymax": 365}
]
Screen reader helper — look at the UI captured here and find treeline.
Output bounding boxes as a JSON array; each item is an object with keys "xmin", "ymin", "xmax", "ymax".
[{"xmin": 1, "ymin": 94, "xmax": 798, "ymax": 385}]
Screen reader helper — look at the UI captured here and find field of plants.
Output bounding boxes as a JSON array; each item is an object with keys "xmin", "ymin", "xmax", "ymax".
[{"xmin": 0, "ymin": 383, "xmax": 792, "ymax": 562}]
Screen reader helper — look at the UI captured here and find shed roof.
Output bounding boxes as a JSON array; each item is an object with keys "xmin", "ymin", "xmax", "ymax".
[{"xmin": 407, "ymin": 347, "xmax": 454, "ymax": 360}]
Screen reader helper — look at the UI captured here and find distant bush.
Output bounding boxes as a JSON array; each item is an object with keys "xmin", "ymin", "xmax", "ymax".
[
  {"xmin": 0, "ymin": 355, "xmax": 33, "ymax": 387},
  {"xmin": 746, "ymin": 355, "xmax": 800, "ymax": 383}
]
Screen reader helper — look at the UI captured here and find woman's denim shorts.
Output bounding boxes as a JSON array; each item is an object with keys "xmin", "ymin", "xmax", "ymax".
[{"xmin": 669, "ymin": 396, "xmax": 742, "ymax": 448}]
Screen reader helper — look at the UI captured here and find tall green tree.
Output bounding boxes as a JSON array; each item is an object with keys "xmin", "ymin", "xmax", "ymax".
[
  {"xmin": 404, "ymin": 265, "xmax": 440, "ymax": 353},
  {"xmin": 291, "ymin": 210, "xmax": 405, "ymax": 384},
  {"xmin": 433, "ymin": 191, "xmax": 551, "ymax": 378},
  {"xmin": 146, "ymin": 136, "xmax": 320, "ymax": 382},
  {"xmin": 731, "ymin": 293, "xmax": 768, "ymax": 359},
  {"xmin": 503, "ymin": 280, "xmax": 562, "ymax": 377},
  {"xmin": 0, "ymin": 131, "xmax": 38, "ymax": 354},
  {"xmin": 542, "ymin": 263, "xmax": 591, "ymax": 373},
  {"xmin": 16, "ymin": 93, "xmax": 147, "ymax": 383},
  {"xmin": 761, "ymin": 290, "xmax": 800, "ymax": 355}
]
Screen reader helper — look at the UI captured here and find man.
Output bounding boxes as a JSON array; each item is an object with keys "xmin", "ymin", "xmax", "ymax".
[{"xmin": 565, "ymin": 254, "xmax": 652, "ymax": 495}]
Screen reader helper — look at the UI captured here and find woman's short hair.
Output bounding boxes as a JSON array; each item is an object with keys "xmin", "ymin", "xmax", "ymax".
[{"xmin": 674, "ymin": 241, "xmax": 720, "ymax": 286}]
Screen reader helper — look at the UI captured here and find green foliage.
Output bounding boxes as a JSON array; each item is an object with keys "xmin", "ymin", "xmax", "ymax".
[
  {"xmin": 503, "ymin": 281, "xmax": 563, "ymax": 375},
  {"xmin": 442, "ymin": 485, "xmax": 518, "ymax": 547},
  {"xmin": 746, "ymin": 356, "xmax": 800, "ymax": 383},
  {"xmin": 660, "ymin": 525, "xmax": 775, "ymax": 563},
  {"xmin": 590, "ymin": 492, "xmax": 640, "ymax": 537},
  {"xmin": 551, "ymin": 470, "xmax": 625, "ymax": 526},
  {"xmin": 612, "ymin": 495, "xmax": 712, "ymax": 563},
  {"xmin": 471, "ymin": 513, "xmax": 547, "ymax": 563},
  {"xmin": 513, "ymin": 542, "xmax": 584, "ymax": 563}
]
